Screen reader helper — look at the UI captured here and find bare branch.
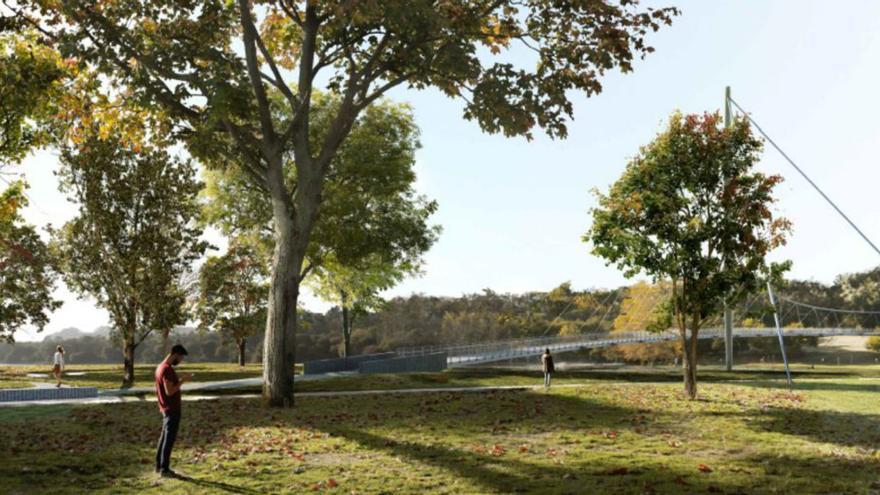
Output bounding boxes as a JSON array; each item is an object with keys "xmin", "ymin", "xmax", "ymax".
[
  {"xmin": 238, "ymin": 0, "xmax": 277, "ymax": 146},
  {"xmin": 251, "ymin": 18, "xmax": 298, "ymax": 109},
  {"xmin": 276, "ymin": 0, "xmax": 304, "ymax": 28}
]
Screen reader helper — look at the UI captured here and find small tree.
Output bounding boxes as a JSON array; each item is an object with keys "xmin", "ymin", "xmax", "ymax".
[
  {"xmin": 196, "ymin": 243, "xmax": 268, "ymax": 366},
  {"xmin": 587, "ymin": 112, "xmax": 791, "ymax": 399},
  {"xmin": 52, "ymin": 131, "xmax": 206, "ymax": 387},
  {"xmin": 309, "ymin": 254, "xmax": 419, "ymax": 358}
]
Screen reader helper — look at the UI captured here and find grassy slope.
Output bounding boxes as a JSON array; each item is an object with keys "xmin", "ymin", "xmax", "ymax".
[{"xmin": 3, "ymin": 371, "xmax": 880, "ymax": 494}]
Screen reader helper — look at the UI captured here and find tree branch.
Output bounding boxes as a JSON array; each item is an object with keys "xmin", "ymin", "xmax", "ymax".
[
  {"xmin": 252, "ymin": 18, "xmax": 297, "ymax": 109},
  {"xmin": 238, "ymin": 0, "xmax": 277, "ymax": 147}
]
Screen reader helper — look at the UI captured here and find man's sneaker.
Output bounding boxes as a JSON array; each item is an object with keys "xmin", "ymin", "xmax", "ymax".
[{"xmin": 159, "ymin": 470, "xmax": 178, "ymax": 478}]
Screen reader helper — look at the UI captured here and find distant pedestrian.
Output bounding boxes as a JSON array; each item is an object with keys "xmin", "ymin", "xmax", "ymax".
[
  {"xmin": 155, "ymin": 344, "xmax": 192, "ymax": 478},
  {"xmin": 541, "ymin": 348, "xmax": 554, "ymax": 390},
  {"xmin": 52, "ymin": 345, "xmax": 64, "ymax": 388}
]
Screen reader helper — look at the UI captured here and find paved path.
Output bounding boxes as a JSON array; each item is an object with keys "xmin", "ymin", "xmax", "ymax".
[
  {"xmin": 0, "ymin": 382, "xmax": 570, "ymax": 408},
  {"xmin": 100, "ymin": 371, "xmax": 355, "ymax": 396},
  {"xmin": 0, "ymin": 372, "xmax": 353, "ymax": 407}
]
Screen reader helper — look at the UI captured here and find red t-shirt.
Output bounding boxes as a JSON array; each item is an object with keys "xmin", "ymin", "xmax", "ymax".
[{"xmin": 155, "ymin": 361, "xmax": 181, "ymax": 413}]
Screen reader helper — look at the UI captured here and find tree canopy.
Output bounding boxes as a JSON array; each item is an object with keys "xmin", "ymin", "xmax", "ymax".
[
  {"xmin": 6, "ymin": 0, "xmax": 678, "ymax": 406},
  {"xmin": 203, "ymin": 95, "xmax": 440, "ymax": 357},
  {"xmin": 0, "ymin": 32, "xmax": 68, "ymax": 164},
  {"xmin": 0, "ymin": 181, "xmax": 60, "ymax": 342},
  {"xmin": 587, "ymin": 112, "xmax": 791, "ymax": 399},
  {"xmin": 51, "ymin": 129, "xmax": 206, "ymax": 387},
  {"xmin": 196, "ymin": 242, "xmax": 268, "ymax": 366}
]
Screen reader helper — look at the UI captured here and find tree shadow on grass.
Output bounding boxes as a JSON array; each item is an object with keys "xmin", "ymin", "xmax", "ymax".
[
  {"xmin": 6, "ymin": 383, "xmax": 879, "ymax": 494},
  {"xmin": 297, "ymin": 387, "xmax": 645, "ymax": 440},
  {"xmin": 458, "ymin": 366, "xmax": 853, "ymax": 385},
  {"xmin": 319, "ymin": 420, "xmax": 877, "ymax": 494},
  {"xmin": 698, "ymin": 386, "xmax": 880, "ymax": 451},
  {"xmin": 174, "ymin": 473, "xmax": 263, "ymax": 494},
  {"xmin": 736, "ymin": 379, "xmax": 880, "ymax": 394},
  {"xmin": 744, "ymin": 407, "xmax": 880, "ymax": 451}
]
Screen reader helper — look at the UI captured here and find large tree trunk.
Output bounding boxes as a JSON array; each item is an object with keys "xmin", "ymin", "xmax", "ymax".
[
  {"xmin": 237, "ymin": 338, "xmax": 247, "ymax": 366},
  {"xmin": 262, "ymin": 154, "xmax": 323, "ymax": 407},
  {"xmin": 683, "ymin": 323, "xmax": 699, "ymax": 400},
  {"xmin": 340, "ymin": 290, "xmax": 351, "ymax": 358},
  {"xmin": 122, "ymin": 332, "xmax": 136, "ymax": 389},
  {"xmin": 263, "ymin": 212, "xmax": 298, "ymax": 407}
]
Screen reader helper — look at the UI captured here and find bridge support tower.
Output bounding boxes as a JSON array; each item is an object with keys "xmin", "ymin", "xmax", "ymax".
[
  {"xmin": 723, "ymin": 86, "xmax": 735, "ymax": 371},
  {"xmin": 724, "ymin": 305, "xmax": 733, "ymax": 371}
]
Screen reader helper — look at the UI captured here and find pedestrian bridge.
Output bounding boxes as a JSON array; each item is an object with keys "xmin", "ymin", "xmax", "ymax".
[{"xmin": 398, "ymin": 327, "xmax": 880, "ymax": 367}]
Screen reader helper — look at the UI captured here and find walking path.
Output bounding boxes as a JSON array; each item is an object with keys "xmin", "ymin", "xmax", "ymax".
[
  {"xmin": 99, "ymin": 371, "xmax": 355, "ymax": 396},
  {"xmin": 0, "ymin": 381, "xmax": 571, "ymax": 408}
]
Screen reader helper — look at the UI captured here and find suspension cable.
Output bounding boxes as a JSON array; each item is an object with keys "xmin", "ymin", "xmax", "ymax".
[
  {"xmin": 777, "ymin": 296, "xmax": 880, "ymax": 315},
  {"xmin": 727, "ymin": 96, "xmax": 880, "ymax": 258}
]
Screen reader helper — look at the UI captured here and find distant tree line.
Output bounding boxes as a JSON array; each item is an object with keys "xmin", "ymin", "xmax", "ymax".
[{"xmin": 7, "ymin": 268, "xmax": 880, "ymax": 366}]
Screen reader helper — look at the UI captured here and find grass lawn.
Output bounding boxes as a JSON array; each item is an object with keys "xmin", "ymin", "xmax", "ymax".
[
  {"xmin": 0, "ymin": 380, "xmax": 35, "ymax": 389},
  {"xmin": 0, "ymin": 363, "xmax": 263, "ymax": 390},
  {"xmin": 286, "ymin": 362, "xmax": 872, "ymax": 394},
  {"xmin": 3, "ymin": 371, "xmax": 880, "ymax": 494}
]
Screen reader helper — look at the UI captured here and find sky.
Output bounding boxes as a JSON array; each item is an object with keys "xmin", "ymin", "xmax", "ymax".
[{"xmin": 12, "ymin": 0, "xmax": 880, "ymax": 341}]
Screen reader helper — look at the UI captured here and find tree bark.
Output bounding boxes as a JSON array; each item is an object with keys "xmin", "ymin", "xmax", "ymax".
[
  {"xmin": 238, "ymin": 338, "xmax": 247, "ymax": 366},
  {"xmin": 682, "ymin": 323, "xmax": 699, "ymax": 400},
  {"xmin": 340, "ymin": 290, "xmax": 351, "ymax": 358},
  {"xmin": 122, "ymin": 332, "xmax": 136, "ymax": 389},
  {"xmin": 262, "ymin": 152, "xmax": 323, "ymax": 407},
  {"xmin": 262, "ymin": 210, "xmax": 297, "ymax": 407}
]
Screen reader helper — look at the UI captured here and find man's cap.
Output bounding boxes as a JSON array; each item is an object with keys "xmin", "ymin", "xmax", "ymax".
[{"xmin": 171, "ymin": 344, "xmax": 189, "ymax": 356}]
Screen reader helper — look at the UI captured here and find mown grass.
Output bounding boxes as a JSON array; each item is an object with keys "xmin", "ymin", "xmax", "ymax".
[
  {"xmin": 0, "ymin": 380, "xmax": 34, "ymax": 389},
  {"xmin": 0, "ymin": 363, "xmax": 263, "ymax": 390},
  {"xmin": 3, "ymin": 371, "xmax": 880, "ymax": 494},
  {"xmin": 288, "ymin": 363, "xmax": 868, "ymax": 394}
]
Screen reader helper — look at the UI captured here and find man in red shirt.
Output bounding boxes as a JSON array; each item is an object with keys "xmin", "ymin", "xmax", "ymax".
[{"xmin": 155, "ymin": 344, "xmax": 192, "ymax": 477}]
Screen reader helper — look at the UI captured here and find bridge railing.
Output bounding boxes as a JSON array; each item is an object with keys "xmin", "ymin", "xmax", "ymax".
[{"xmin": 397, "ymin": 327, "xmax": 880, "ymax": 366}]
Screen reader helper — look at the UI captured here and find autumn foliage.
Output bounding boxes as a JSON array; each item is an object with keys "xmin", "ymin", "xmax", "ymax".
[{"xmin": 588, "ymin": 112, "xmax": 791, "ymax": 399}]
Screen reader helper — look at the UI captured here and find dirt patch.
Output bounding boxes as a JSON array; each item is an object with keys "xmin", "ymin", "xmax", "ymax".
[{"xmin": 820, "ymin": 336, "xmax": 870, "ymax": 352}]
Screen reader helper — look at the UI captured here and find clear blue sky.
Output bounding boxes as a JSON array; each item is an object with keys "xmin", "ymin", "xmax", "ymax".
[{"xmin": 15, "ymin": 0, "xmax": 880, "ymax": 340}]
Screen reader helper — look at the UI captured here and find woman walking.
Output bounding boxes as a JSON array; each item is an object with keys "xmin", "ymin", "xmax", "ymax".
[
  {"xmin": 52, "ymin": 345, "xmax": 65, "ymax": 387},
  {"xmin": 541, "ymin": 348, "xmax": 554, "ymax": 390}
]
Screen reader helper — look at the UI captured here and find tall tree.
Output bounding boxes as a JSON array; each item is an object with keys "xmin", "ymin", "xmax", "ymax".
[
  {"xmin": 195, "ymin": 242, "xmax": 268, "ymax": 366},
  {"xmin": 203, "ymin": 96, "xmax": 439, "ymax": 358},
  {"xmin": 51, "ymin": 131, "xmax": 206, "ymax": 387},
  {"xmin": 11, "ymin": 0, "xmax": 678, "ymax": 406},
  {"xmin": 587, "ymin": 112, "xmax": 791, "ymax": 399}
]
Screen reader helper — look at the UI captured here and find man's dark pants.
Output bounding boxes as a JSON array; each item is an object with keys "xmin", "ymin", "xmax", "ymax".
[{"xmin": 156, "ymin": 410, "xmax": 181, "ymax": 473}]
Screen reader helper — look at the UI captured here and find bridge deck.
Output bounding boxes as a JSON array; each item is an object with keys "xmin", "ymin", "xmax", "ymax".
[{"xmin": 398, "ymin": 328, "xmax": 878, "ymax": 367}]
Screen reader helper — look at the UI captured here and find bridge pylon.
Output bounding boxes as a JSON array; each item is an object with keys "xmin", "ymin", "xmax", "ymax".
[{"xmin": 723, "ymin": 85, "xmax": 734, "ymax": 371}]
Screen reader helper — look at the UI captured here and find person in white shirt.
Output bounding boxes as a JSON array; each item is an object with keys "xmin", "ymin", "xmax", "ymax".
[{"xmin": 53, "ymin": 345, "xmax": 65, "ymax": 388}]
